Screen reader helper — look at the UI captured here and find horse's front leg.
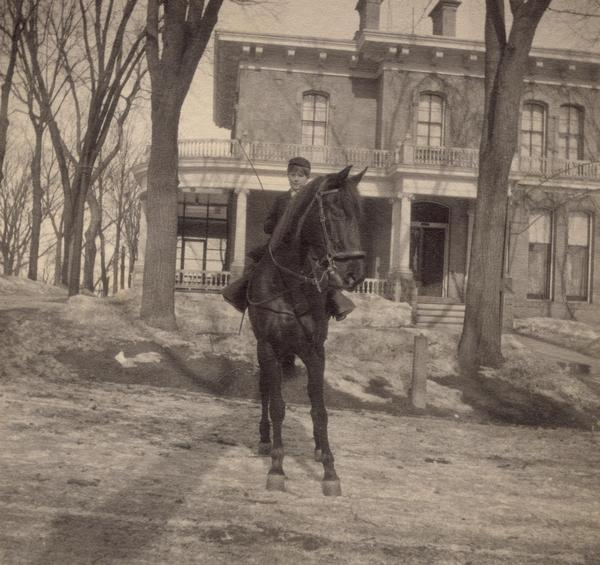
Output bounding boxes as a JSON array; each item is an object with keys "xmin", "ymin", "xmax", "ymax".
[
  {"xmin": 258, "ymin": 365, "xmax": 271, "ymax": 456},
  {"xmin": 257, "ymin": 340, "xmax": 286, "ymax": 491},
  {"xmin": 300, "ymin": 343, "xmax": 342, "ymax": 497}
]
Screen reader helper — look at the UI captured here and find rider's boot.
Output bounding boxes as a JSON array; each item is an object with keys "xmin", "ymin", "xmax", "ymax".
[{"xmin": 222, "ymin": 274, "xmax": 250, "ymax": 313}]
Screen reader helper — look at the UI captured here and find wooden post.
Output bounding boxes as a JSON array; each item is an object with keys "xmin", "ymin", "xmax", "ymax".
[{"xmin": 410, "ymin": 335, "xmax": 428, "ymax": 409}]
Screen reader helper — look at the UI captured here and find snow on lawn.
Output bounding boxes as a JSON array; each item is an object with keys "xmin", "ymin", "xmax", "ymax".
[
  {"xmin": 4, "ymin": 276, "xmax": 598, "ymax": 423},
  {"xmin": 514, "ymin": 317, "xmax": 600, "ymax": 358},
  {"xmin": 165, "ymin": 291, "xmax": 469, "ymax": 413},
  {"xmin": 484, "ymin": 335, "xmax": 600, "ymax": 418},
  {"xmin": 0, "ymin": 275, "xmax": 66, "ymax": 297}
]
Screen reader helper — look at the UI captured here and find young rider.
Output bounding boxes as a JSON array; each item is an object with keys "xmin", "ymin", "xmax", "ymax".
[{"xmin": 223, "ymin": 156, "xmax": 355, "ymax": 321}]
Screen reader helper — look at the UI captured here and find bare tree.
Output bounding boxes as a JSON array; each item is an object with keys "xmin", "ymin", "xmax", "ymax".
[
  {"xmin": 21, "ymin": 0, "xmax": 146, "ymax": 296},
  {"xmin": 0, "ymin": 158, "xmax": 31, "ymax": 275},
  {"xmin": 102, "ymin": 132, "xmax": 141, "ymax": 294},
  {"xmin": 123, "ymin": 185, "xmax": 140, "ymax": 289},
  {"xmin": 0, "ymin": 0, "xmax": 26, "ymax": 185},
  {"xmin": 141, "ymin": 0, "xmax": 268, "ymax": 328},
  {"xmin": 458, "ymin": 0, "xmax": 552, "ymax": 373},
  {"xmin": 141, "ymin": 0, "xmax": 225, "ymax": 328}
]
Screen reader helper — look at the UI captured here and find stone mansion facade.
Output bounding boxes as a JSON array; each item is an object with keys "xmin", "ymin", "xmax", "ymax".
[{"xmin": 134, "ymin": 0, "xmax": 600, "ymax": 326}]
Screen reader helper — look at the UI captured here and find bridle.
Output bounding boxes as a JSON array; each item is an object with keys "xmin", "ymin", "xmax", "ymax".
[{"xmin": 268, "ymin": 187, "xmax": 365, "ymax": 292}]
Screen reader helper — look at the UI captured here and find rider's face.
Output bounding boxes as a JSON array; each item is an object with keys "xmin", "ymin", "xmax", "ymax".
[{"xmin": 287, "ymin": 168, "xmax": 309, "ymax": 192}]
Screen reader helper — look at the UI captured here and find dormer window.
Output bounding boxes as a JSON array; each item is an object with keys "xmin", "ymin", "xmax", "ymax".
[
  {"xmin": 417, "ymin": 93, "xmax": 444, "ymax": 147},
  {"xmin": 301, "ymin": 92, "xmax": 328, "ymax": 146}
]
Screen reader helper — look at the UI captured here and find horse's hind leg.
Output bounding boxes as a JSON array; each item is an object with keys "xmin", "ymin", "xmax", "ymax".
[
  {"xmin": 258, "ymin": 367, "xmax": 271, "ymax": 455},
  {"xmin": 257, "ymin": 340, "xmax": 286, "ymax": 491},
  {"xmin": 301, "ymin": 344, "xmax": 342, "ymax": 497}
]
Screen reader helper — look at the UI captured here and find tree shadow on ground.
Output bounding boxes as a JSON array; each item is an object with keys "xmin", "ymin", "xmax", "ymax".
[{"xmin": 29, "ymin": 395, "xmax": 326, "ymax": 564}]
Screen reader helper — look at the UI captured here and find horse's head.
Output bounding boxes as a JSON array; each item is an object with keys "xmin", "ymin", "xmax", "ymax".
[{"xmin": 295, "ymin": 166, "xmax": 367, "ymax": 291}]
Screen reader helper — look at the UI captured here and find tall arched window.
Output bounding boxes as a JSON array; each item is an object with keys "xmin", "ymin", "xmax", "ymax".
[
  {"xmin": 301, "ymin": 92, "xmax": 328, "ymax": 146},
  {"xmin": 527, "ymin": 209, "xmax": 553, "ymax": 300},
  {"xmin": 566, "ymin": 211, "xmax": 592, "ymax": 301},
  {"xmin": 521, "ymin": 102, "xmax": 546, "ymax": 157},
  {"xmin": 417, "ymin": 93, "xmax": 444, "ymax": 146},
  {"xmin": 559, "ymin": 105, "xmax": 584, "ymax": 161}
]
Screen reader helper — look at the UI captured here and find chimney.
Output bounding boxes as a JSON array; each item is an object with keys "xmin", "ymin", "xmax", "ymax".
[
  {"xmin": 429, "ymin": 0, "xmax": 461, "ymax": 37},
  {"xmin": 355, "ymin": 0, "xmax": 384, "ymax": 34}
]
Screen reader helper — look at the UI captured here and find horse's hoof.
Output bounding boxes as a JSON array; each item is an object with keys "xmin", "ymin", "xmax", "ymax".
[
  {"xmin": 258, "ymin": 442, "xmax": 272, "ymax": 456},
  {"xmin": 322, "ymin": 479, "xmax": 342, "ymax": 497},
  {"xmin": 314, "ymin": 449, "xmax": 323, "ymax": 462},
  {"xmin": 266, "ymin": 473, "xmax": 286, "ymax": 492}
]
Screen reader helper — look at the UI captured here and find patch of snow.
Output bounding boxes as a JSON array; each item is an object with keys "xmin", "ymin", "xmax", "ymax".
[
  {"xmin": 115, "ymin": 351, "xmax": 162, "ymax": 368},
  {"xmin": 331, "ymin": 293, "xmax": 413, "ymax": 329},
  {"xmin": 514, "ymin": 317, "xmax": 600, "ymax": 355}
]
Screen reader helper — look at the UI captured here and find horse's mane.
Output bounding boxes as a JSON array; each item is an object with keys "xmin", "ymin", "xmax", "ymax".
[{"xmin": 269, "ymin": 171, "xmax": 362, "ymax": 253}]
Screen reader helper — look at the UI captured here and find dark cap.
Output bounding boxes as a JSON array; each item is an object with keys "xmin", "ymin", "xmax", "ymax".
[{"xmin": 287, "ymin": 156, "xmax": 311, "ymax": 174}]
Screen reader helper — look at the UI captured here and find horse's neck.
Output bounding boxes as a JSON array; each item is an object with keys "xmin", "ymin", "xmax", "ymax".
[{"xmin": 268, "ymin": 241, "xmax": 303, "ymax": 271}]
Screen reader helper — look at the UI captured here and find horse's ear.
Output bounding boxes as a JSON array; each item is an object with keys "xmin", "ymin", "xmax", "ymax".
[
  {"xmin": 332, "ymin": 165, "xmax": 352, "ymax": 184},
  {"xmin": 349, "ymin": 167, "xmax": 368, "ymax": 184}
]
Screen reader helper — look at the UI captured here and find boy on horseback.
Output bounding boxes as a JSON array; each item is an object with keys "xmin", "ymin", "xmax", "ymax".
[{"xmin": 222, "ymin": 156, "xmax": 355, "ymax": 321}]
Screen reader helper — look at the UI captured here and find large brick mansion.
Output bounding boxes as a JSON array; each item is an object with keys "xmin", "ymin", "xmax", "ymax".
[{"xmin": 134, "ymin": 0, "xmax": 600, "ymax": 326}]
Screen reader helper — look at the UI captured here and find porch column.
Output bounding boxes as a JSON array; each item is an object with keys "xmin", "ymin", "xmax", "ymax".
[
  {"xmin": 231, "ymin": 187, "xmax": 249, "ymax": 278},
  {"xmin": 388, "ymin": 192, "xmax": 414, "ymax": 303},
  {"xmin": 133, "ymin": 191, "xmax": 147, "ymax": 288}
]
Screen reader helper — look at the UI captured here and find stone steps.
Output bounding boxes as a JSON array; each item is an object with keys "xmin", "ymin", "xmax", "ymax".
[{"xmin": 416, "ymin": 301, "xmax": 465, "ymax": 328}]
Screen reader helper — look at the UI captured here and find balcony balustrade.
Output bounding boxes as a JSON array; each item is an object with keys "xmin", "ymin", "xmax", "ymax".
[{"xmin": 172, "ymin": 138, "xmax": 600, "ymax": 181}]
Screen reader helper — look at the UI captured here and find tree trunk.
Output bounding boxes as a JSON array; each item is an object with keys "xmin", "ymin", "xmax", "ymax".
[
  {"xmin": 0, "ymin": 0, "xmax": 24, "ymax": 187},
  {"xmin": 60, "ymin": 199, "xmax": 73, "ymax": 287},
  {"xmin": 54, "ymin": 233, "xmax": 63, "ymax": 286},
  {"xmin": 113, "ymin": 221, "xmax": 122, "ymax": 295},
  {"xmin": 127, "ymin": 250, "xmax": 135, "ymax": 289},
  {"xmin": 28, "ymin": 125, "xmax": 44, "ymax": 281},
  {"xmin": 83, "ymin": 188, "xmax": 101, "ymax": 292},
  {"xmin": 67, "ymin": 165, "xmax": 92, "ymax": 295},
  {"xmin": 99, "ymin": 230, "xmax": 109, "ymax": 296},
  {"xmin": 120, "ymin": 245, "xmax": 126, "ymax": 290},
  {"xmin": 140, "ymin": 107, "xmax": 180, "ymax": 329},
  {"xmin": 458, "ymin": 0, "xmax": 551, "ymax": 374}
]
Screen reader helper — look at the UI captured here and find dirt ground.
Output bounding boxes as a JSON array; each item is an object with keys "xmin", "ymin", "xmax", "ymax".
[{"xmin": 1, "ymin": 296, "xmax": 600, "ymax": 564}]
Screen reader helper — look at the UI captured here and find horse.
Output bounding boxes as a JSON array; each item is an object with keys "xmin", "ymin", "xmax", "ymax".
[{"xmin": 247, "ymin": 165, "xmax": 367, "ymax": 497}]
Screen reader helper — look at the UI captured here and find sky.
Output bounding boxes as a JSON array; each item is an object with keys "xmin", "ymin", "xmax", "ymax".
[{"xmin": 178, "ymin": 0, "xmax": 600, "ymax": 140}]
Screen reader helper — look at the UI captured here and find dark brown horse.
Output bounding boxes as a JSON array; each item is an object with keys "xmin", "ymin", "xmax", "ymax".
[{"xmin": 247, "ymin": 166, "xmax": 366, "ymax": 496}]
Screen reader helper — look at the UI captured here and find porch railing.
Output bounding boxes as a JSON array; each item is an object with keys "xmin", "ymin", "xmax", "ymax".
[
  {"xmin": 353, "ymin": 278, "xmax": 389, "ymax": 296},
  {"xmin": 173, "ymin": 270, "xmax": 389, "ymax": 297},
  {"xmin": 175, "ymin": 270, "xmax": 231, "ymax": 291},
  {"xmin": 172, "ymin": 138, "xmax": 600, "ymax": 181}
]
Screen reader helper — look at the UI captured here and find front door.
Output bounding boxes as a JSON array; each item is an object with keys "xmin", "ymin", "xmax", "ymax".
[{"xmin": 410, "ymin": 223, "xmax": 448, "ymax": 297}]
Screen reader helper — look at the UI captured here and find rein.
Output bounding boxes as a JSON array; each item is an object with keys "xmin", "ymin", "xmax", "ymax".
[{"xmin": 267, "ymin": 188, "xmax": 342, "ymax": 293}]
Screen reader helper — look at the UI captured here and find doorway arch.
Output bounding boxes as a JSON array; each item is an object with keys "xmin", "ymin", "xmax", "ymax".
[{"xmin": 410, "ymin": 201, "xmax": 450, "ymax": 298}]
